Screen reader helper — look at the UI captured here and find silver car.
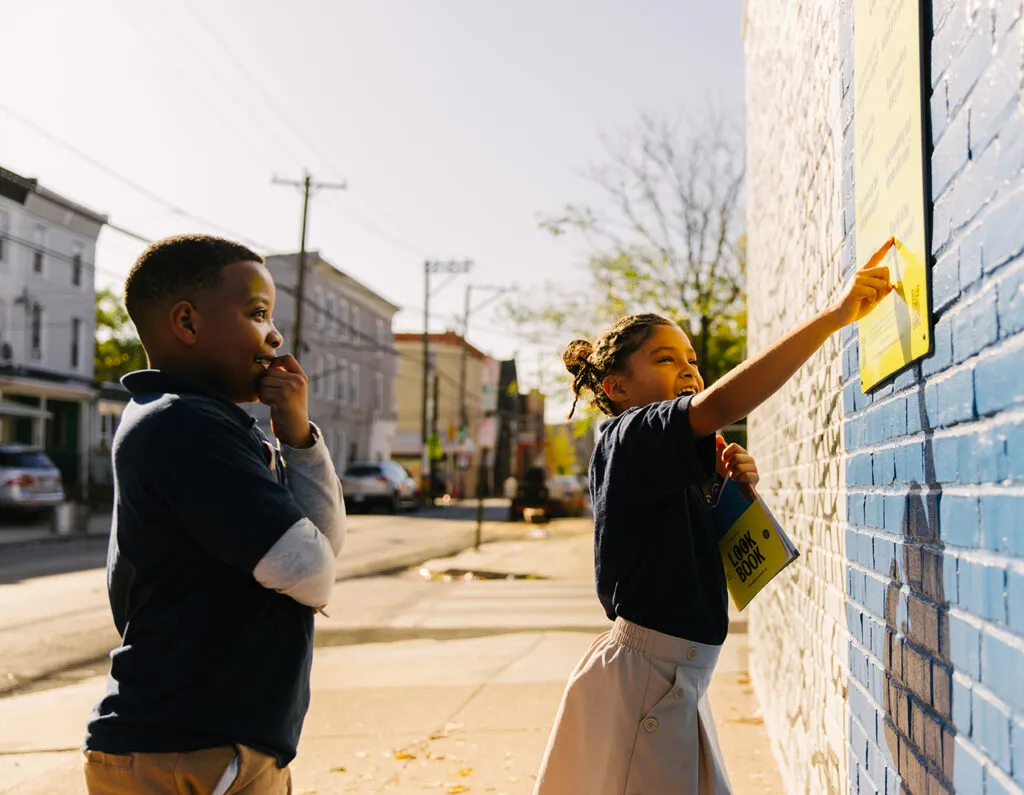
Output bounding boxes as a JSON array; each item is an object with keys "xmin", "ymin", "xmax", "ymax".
[
  {"xmin": 341, "ymin": 461, "xmax": 419, "ymax": 513},
  {"xmin": 0, "ymin": 444, "xmax": 65, "ymax": 513}
]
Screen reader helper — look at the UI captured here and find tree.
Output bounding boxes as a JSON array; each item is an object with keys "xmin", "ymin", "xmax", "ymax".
[
  {"xmin": 504, "ymin": 111, "xmax": 747, "ymax": 392},
  {"xmin": 94, "ymin": 287, "xmax": 145, "ymax": 382}
]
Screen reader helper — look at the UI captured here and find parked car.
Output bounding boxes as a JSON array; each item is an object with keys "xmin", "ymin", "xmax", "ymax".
[
  {"xmin": 509, "ymin": 468, "xmax": 589, "ymax": 521},
  {"xmin": 341, "ymin": 461, "xmax": 419, "ymax": 513},
  {"xmin": 0, "ymin": 444, "xmax": 65, "ymax": 514},
  {"xmin": 548, "ymin": 475, "xmax": 588, "ymax": 518},
  {"xmin": 506, "ymin": 466, "xmax": 554, "ymax": 522}
]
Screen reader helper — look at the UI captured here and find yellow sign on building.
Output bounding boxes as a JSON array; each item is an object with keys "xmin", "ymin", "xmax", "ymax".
[{"xmin": 854, "ymin": 0, "xmax": 932, "ymax": 391}]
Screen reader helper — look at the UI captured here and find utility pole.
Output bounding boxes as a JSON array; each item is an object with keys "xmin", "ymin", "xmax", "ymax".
[
  {"xmin": 457, "ymin": 284, "xmax": 510, "ymax": 502},
  {"xmin": 421, "ymin": 259, "xmax": 472, "ymax": 503},
  {"xmin": 273, "ymin": 172, "xmax": 347, "ymax": 356}
]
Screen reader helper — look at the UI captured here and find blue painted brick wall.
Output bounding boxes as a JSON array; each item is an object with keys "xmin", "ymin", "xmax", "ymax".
[{"xmin": 841, "ymin": 0, "xmax": 1024, "ymax": 793}]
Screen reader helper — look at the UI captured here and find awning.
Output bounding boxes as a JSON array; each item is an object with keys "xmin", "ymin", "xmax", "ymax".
[{"xmin": 0, "ymin": 399, "xmax": 52, "ymax": 420}]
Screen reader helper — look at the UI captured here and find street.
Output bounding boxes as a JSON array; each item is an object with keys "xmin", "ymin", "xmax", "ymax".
[
  {"xmin": 0, "ymin": 501, "xmax": 514, "ymax": 699},
  {"xmin": 0, "ymin": 507, "xmax": 783, "ymax": 794}
]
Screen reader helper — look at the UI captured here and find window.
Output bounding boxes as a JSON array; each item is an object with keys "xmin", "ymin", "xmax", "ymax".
[
  {"xmin": 352, "ymin": 306, "xmax": 361, "ymax": 341},
  {"xmin": 314, "ymin": 287, "xmax": 325, "ymax": 328},
  {"xmin": 374, "ymin": 372, "xmax": 384, "ymax": 414},
  {"xmin": 0, "ymin": 211, "xmax": 8, "ymax": 263},
  {"xmin": 32, "ymin": 225, "xmax": 45, "ymax": 274},
  {"xmin": 71, "ymin": 241, "xmax": 84, "ymax": 287},
  {"xmin": 315, "ymin": 355, "xmax": 324, "ymax": 397},
  {"xmin": 376, "ymin": 319, "xmax": 385, "ymax": 359},
  {"xmin": 338, "ymin": 360, "xmax": 349, "ymax": 404},
  {"xmin": 30, "ymin": 303, "xmax": 42, "ymax": 360},
  {"xmin": 325, "ymin": 354, "xmax": 336, "ymax": 400},
  {"xmin": 326, "ymin": 292, "xmax": 337, "ymax": 333},
  {"xmin": 340, "ymin": 300, "xmax": 349, "ymax": 341},
  {"xmin": 71, "ymin": 318, "xmax": 81, "ymax": 370},
  {"xmin": 351, "ymin": 363, "xmax": 360, "ymax": 407}
]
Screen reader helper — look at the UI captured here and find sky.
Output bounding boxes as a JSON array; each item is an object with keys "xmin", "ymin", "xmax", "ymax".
[{"xmin": 1, "ymin": 0, "xmax": 745, "ymax": 402}]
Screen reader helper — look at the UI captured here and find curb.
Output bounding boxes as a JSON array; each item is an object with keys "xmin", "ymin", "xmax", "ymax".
[{"xmin": 0, "ymin": 531, "xmax": 109, "ymax": 552}]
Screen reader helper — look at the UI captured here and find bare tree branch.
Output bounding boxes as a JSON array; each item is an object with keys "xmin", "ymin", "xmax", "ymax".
[{"xmin": 504, "ymin": 109, "xmax": 746, "ymax": 387}]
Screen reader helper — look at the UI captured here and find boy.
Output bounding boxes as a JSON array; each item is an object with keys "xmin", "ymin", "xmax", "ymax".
[{"xmin": 83, "ymin": 234, "xmax": 346, "ymax": 794}]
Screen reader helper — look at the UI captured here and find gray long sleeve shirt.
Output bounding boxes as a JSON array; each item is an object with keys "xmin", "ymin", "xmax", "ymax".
[{"xmin": 253, "ymin": 424, "xmax": 347, "ymax": 607}]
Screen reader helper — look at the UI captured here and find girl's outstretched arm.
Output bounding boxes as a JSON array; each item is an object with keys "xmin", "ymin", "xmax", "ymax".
[{"xmin": 689, "ymin": 238, "xmax": 895, "ymax": 439}]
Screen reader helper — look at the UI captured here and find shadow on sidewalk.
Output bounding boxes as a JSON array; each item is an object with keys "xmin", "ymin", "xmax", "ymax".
[
  {"xmin": 350, "ymin": 499, "xmax": 512, "ymax": 523},
  {"xmin": 0, "ymin": 535, "xmax": 109, "ymax": 584}
]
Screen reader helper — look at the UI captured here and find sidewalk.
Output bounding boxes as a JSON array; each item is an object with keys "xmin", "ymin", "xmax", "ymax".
[
  {"xmin": 0, "ymin": 519, "xmax": 783, "ymax": 794},
  {"xmin": 0, "ymin": 509, "xmax": 110, "ymax": 548}
]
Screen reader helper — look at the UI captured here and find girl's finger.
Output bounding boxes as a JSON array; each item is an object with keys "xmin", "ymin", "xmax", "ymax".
[{"xmin": 864, "ymin": 237, "xmax": 895, "ymax": 268}]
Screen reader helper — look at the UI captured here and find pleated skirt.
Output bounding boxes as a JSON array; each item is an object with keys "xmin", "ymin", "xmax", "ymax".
[{"xmin": 533, "ymin": 617, "xmax": 732, "ymax": 795}]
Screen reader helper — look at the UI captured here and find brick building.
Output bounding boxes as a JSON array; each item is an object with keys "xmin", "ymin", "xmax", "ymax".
[{"xmin": 744, "ymin": 1, "xmax": 1023, "ymax": 793}]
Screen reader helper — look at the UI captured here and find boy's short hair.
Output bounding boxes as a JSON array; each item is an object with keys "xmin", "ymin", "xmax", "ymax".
[{"xmin": 124, "ymin": 234, "xmax": 262, "ymax": 330}]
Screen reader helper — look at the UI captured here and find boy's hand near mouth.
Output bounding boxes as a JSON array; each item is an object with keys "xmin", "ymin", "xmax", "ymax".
[{"xmin": 258, "ymin": 354, "xmax": 314, "ymax": 448}]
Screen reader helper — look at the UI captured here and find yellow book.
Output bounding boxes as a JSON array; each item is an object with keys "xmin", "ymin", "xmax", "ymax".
[{"xmin": 712, "ymin": 478, "xmax": 800, "ymax": 611}]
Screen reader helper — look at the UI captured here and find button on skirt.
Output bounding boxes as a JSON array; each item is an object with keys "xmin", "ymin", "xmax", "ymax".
[{"xmin": 533, "ymin": 617, "xmax": 732, "ymax": 795}]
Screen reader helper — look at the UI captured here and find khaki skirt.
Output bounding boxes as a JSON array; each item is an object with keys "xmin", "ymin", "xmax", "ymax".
[{"xmin": 534, "ymin": 617, "xmax": 731, "ymax": 795}]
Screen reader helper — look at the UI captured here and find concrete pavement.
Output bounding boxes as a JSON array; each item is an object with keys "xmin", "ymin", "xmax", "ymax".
[
  {"xmin": 0, "ymin": 515, "xmax": 784, "ymax": 794},
  {"xmin": 0, "ymin": 501, "xmax": 523, "ymax": 698}
]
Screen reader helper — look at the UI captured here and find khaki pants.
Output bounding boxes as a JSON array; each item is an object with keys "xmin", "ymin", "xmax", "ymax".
[{"xmin": 84, "ymin": 745, "xmax": 291, "ymax": 795}]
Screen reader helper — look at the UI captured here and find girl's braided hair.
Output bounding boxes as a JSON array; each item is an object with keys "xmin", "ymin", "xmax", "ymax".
[{"xmin": 562, "ymin": 313, "xmax": 676, "ymax": 418}]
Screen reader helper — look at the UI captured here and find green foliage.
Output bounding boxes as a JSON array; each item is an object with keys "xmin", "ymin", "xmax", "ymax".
[{"xmin": 94, "ymin": 287, "xmax": 145, "ymax": 382}]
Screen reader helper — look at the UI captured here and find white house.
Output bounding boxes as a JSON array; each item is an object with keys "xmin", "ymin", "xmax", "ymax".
[{"xmin": 0, "ymin": 165, "xmax": 106, "ymax": 497}]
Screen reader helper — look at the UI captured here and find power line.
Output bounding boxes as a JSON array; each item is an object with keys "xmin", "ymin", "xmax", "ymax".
[
  {"xmin": 0, "ymin": 231, "xmax": 137, "ymax": 284},
  {"xmin": 176, "ymin": 0, "xmax": 443, "ymax": 255},
  {"xmin": 112, "ymin": 1, "xmax": 295, "ymax": 184},
  {"xmin": 273, "ymin": 174, "xmax": 347, "ymax": 357},
  {"xmin": 0, "ymin": 103, "xmax": 274, "ymax": 252},
  {"xmin": 125, "ymin": 2, "xmax": 438, "ymax": 259},
  {"xmin": 140, "ymin": 2, "xmax": 317, "ymax": 175}
]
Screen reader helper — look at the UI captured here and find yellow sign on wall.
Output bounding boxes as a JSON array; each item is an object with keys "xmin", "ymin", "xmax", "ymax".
[{"xmin": 854, "ymin": 0, "xmax": 932, "ymax": 391}]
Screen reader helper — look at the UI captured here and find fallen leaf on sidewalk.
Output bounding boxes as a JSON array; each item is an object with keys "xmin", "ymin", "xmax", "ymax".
[
  {"xmin": 394, "ymin": 751, "xmax": 417, "ymax": 759},
  {"xmin": 330, "ymin": 766, "xmax": 347, "ymax": 773},
  {"xmin": 727, "ymin": 715, "xmax": 765, "ymax": 725},
  {"xmin": 456, "ymin": 768, "xmax": 473, "ymax": 776},
  {"xmin": 446, "ymin": 786, "xmax": 471, "ymax": 794}
]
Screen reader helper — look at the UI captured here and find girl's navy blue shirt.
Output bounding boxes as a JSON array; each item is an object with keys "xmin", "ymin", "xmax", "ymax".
[{"xmin": 590, "ymin": 395, "xmax": 729, "ymax": 645}]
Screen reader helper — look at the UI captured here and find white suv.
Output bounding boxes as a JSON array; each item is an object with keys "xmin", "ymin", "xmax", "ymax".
[
  {"xmin": 0, "ymin": 444, "xmax": 65, "ymax": 514},
  {"xmin": 341, "ymin": 461, "xmax": 419, "ymax": 514}
]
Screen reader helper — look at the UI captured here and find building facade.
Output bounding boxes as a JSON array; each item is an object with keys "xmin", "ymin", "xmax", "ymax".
[
  {"xmin": 253, "ymin": 252, "xmax": 400, "ymax": 472},
  {"xmin": 745, "ymin": 2, "xmax": 1024, "ymax": 793},
  {"xmin": 0, "ymin": 166, "xmax": 106, "ymax": 496},
  {"xmin": 392, "ymin": 330, "xmax": 498, "ymax": 497}
]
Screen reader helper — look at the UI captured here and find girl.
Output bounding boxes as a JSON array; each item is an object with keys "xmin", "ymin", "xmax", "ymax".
[{"xmin": 533, "ymin": 242, "xmax": 893, "ymax": 795}]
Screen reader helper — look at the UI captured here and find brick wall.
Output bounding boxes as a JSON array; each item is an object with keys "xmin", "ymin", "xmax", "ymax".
[
  {"xmin": 745, "ymin": 1, "xmax": 1024, "ymax": 793},
  {"xmin": 744, "ymin": 1, "xmax": 852, "ymax": 791}
]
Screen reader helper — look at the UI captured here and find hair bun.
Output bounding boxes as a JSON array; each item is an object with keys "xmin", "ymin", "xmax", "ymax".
[{"xmin": 562, "ymin": 339, "xmax": 594, "ymax": 378}]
